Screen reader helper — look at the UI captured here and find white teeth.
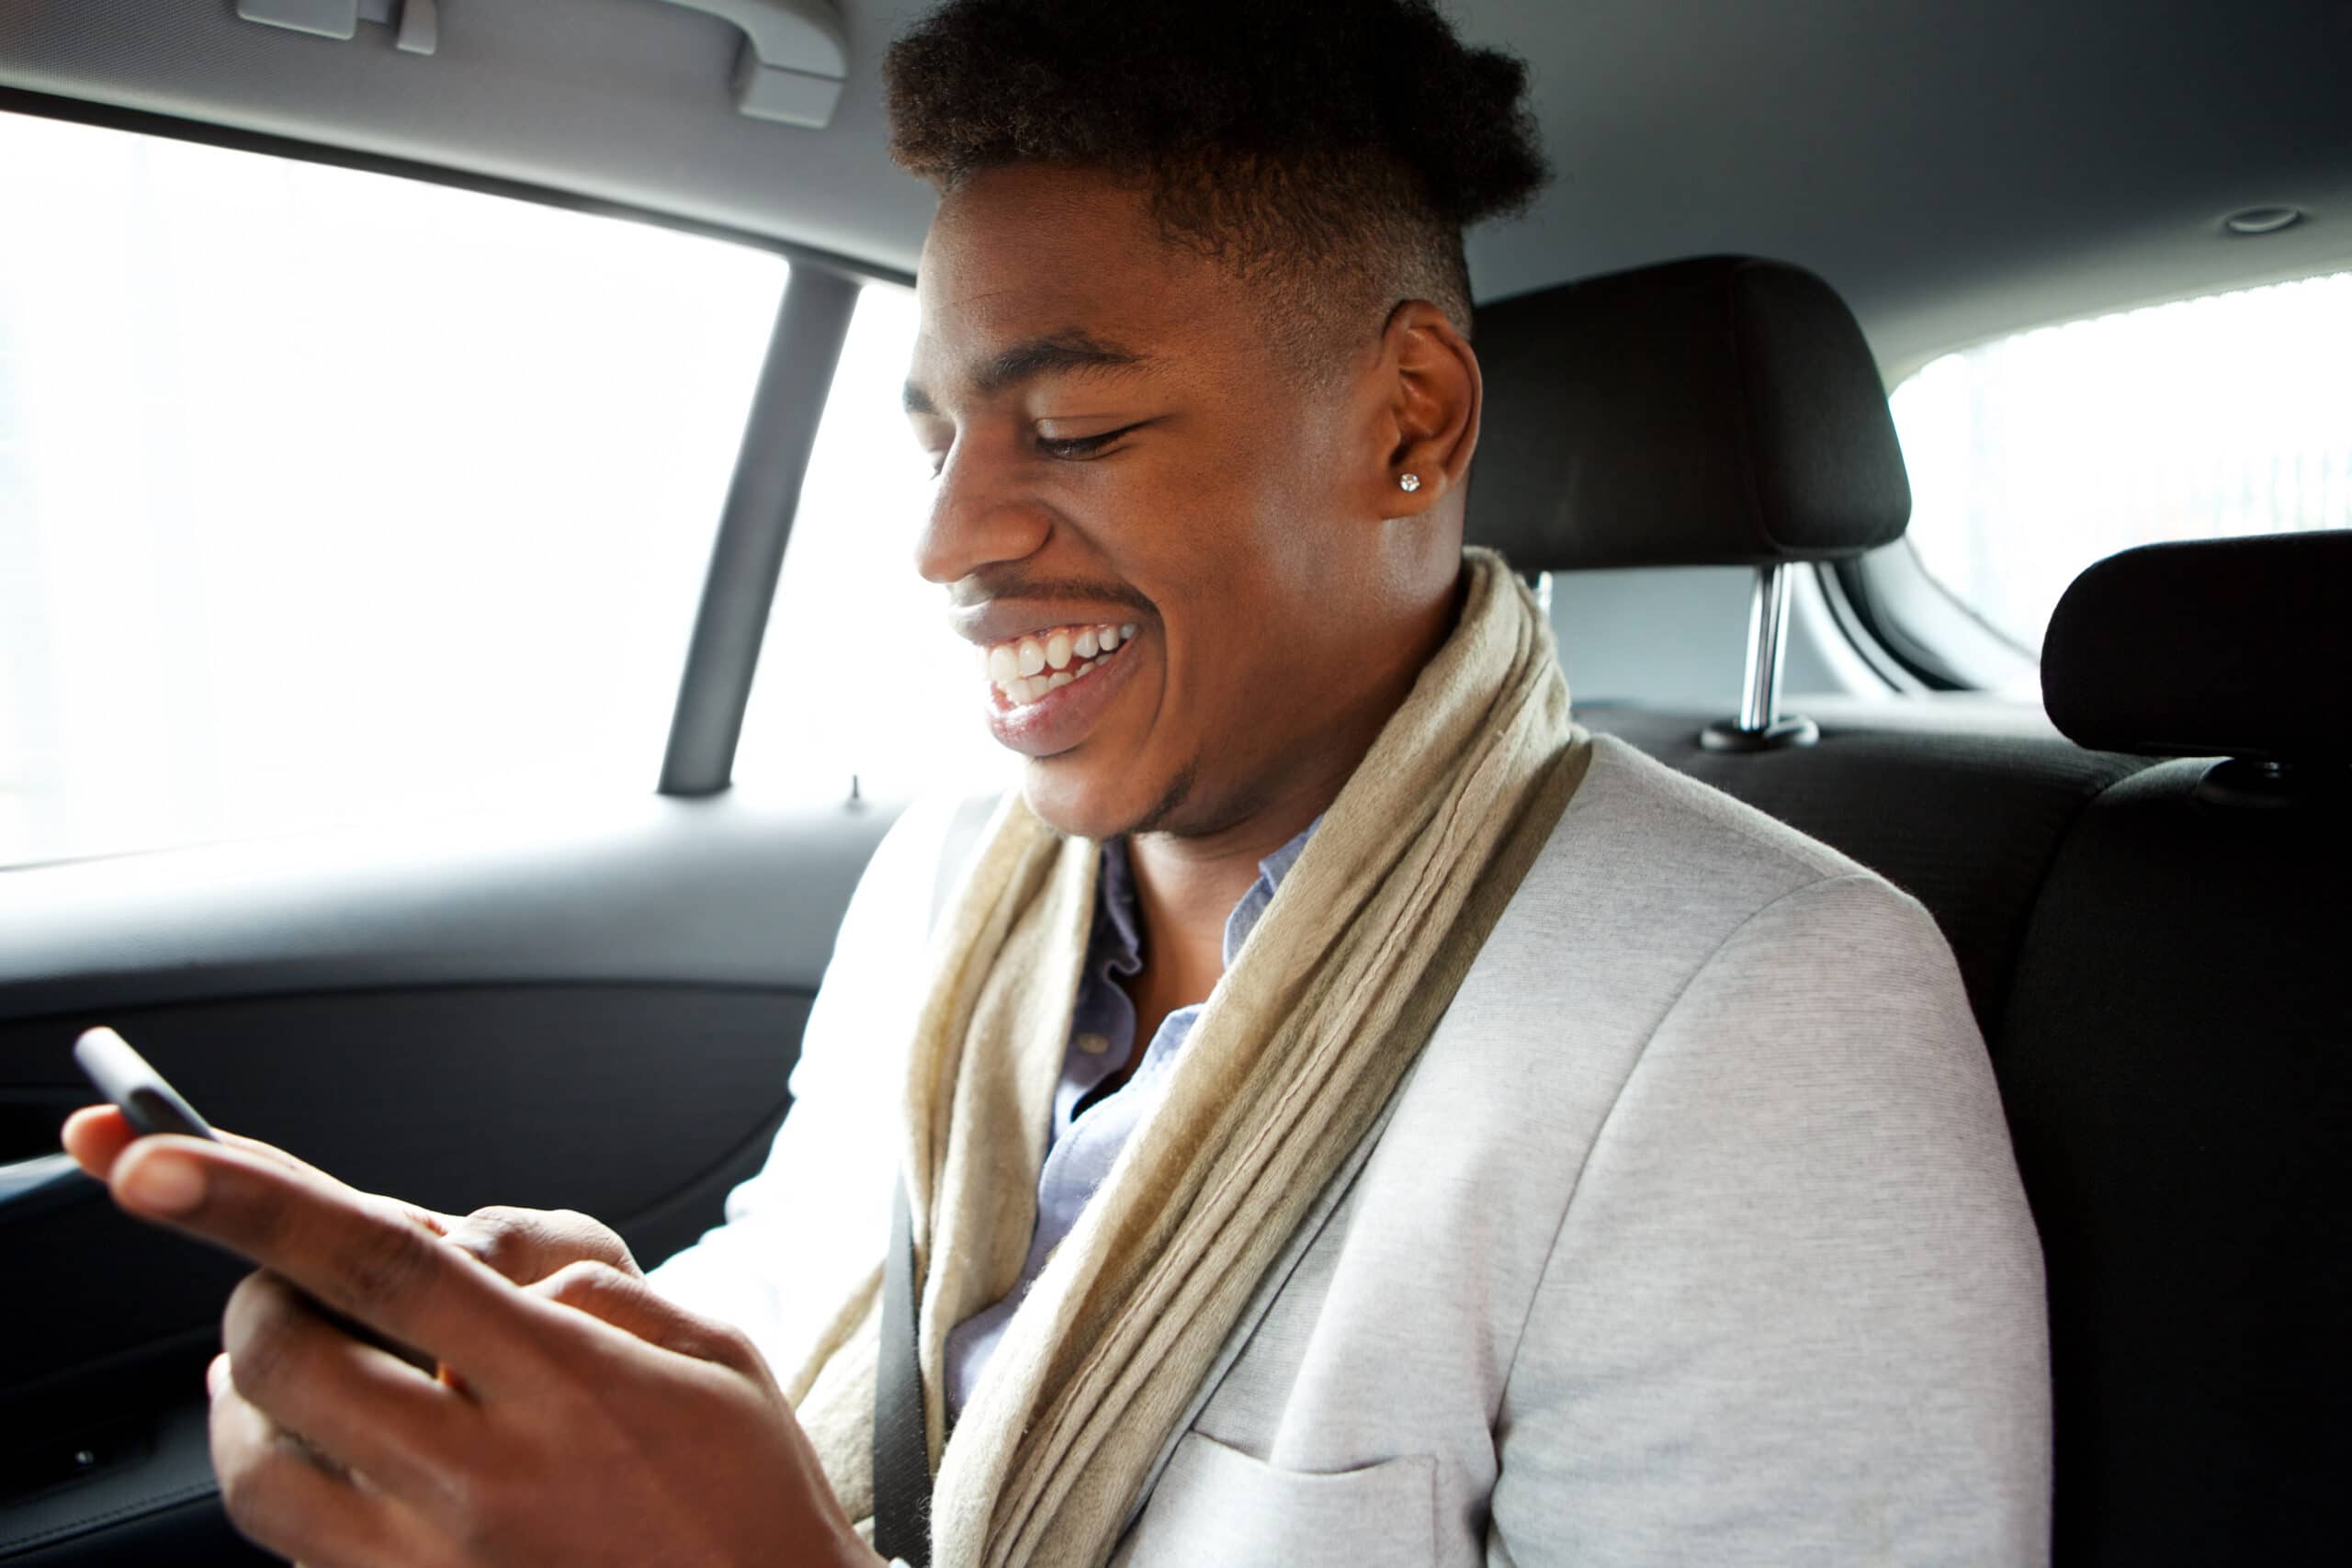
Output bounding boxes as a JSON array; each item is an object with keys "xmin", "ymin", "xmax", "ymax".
[{"xmin": 985, "ymin": 622, "xmax": 1133, "ymax": 702}]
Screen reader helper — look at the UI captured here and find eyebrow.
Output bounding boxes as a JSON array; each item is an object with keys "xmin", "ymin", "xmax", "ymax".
[{"xmin": 902, "ymin": 329, "xmax": 1149, "ymax": 415}]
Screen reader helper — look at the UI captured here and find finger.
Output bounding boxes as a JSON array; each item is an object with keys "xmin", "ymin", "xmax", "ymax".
[
  {"xmin": 110, "ymin": 1137, "xmax": 537, "ymax": 1390},
  {"xmin": 210, "ymin": 1371, "xmax": 435, "ymax": 1568},
  {"xmin": 210, "ymin": 1134, "xmax": 461, "ymax": 1237},
  {"xmin": 67, "ymin": 1107, "xmax": 310, "ymax": 1181},
  {"xmin": 62, "ymin": 1105, "xmax": 136, "ymax": 1179},
  {"xmin": 205, "ymin": 1131, "xmax": 461, "ymax": 1238},
  {"xmin": 444, "ymin": 1205, "xmax": 639, "ymax": 1287},
  {"xmin": 533, "ymin": 1260, "xmax": 774, "ymax": 1382},
  {"xmin": 62, "ymin": 1111, "xmax": 457, "ymax": 1235},
  {"xmin": 223, "ymin": 1271, "xmax": 470, "ymax": 1503}
]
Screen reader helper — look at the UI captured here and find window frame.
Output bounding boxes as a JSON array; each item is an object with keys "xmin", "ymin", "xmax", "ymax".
[
  {"xmin": 1831, "ymin": 546, "xmax": 2040, "ymax": 695},
  {"xmin": 1840, "ymin": 269, "xmax": 2352, "ymax": 696},
  {"xmin": 0, "ymin": 85, "xmax": 913, "ymax": 817},
  {"xmin": 1834, "ymin": 332, "xmax": 2058, "ymax": 696}
]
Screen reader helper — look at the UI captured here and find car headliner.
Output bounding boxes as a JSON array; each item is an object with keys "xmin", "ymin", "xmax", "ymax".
[{"xmin": 3, "ymin": 0, "xmax": 2348, "ymax": 375}]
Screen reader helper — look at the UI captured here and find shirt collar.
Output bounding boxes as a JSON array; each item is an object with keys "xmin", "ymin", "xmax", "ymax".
[{"xmin": 1093, "ymin": 815, "xmax": 1321, "ymax": 977}]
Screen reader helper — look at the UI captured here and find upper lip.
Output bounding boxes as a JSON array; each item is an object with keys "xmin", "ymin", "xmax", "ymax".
[{"xmin": 948, "ymin": 600, "xmax": 1143, "ymax": 649}]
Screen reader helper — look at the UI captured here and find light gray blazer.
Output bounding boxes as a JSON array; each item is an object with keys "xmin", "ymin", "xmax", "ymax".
[{"xmin": 653, "ymin": 736, "xmax": 2052, "ymax": 1566}]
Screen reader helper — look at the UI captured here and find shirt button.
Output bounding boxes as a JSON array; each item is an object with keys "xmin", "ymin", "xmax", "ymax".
[{"xmin": 1076, "ymin": 1032, "xmax": 1111, "ymax": 1056}]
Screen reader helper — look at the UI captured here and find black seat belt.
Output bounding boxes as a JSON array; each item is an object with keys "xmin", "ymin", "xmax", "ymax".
[{"xmin": 873, "ymin": 1172, "xmax": 930, "ymax": 1565}]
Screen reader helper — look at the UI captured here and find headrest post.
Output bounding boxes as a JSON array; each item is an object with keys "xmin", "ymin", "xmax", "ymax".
[
  {"xmin": 1701, "ymin": 563, "xmax": 1821, "ymax": 752},
  {"xmin": 1739, "ymin": 562, "xmax": 1788, "ymax": 733}
]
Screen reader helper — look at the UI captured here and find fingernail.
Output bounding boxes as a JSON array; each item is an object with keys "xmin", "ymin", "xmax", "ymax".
[
  {"xmin": 121, "ymin": 1151, "xmax": 205, "ymax": 1214},
  {"xmin": 207, "ymin": 1354, "xmax": 229, "ymax": 1397}
]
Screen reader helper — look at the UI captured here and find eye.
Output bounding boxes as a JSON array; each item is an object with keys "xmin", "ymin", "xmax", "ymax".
[
  {"xmin": 908, "ymin": 417, "xmax": 954, "ymax": 481},
  {"xmin": 1035, "ymin": 422, "xmax": 1145, "ymax": 461}
]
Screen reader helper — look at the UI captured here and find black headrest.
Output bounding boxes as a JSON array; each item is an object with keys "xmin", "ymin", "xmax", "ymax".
[
  {"xmin": 1465, "ymin": 255, "xmax": 1911, "ymax": 570},
  {"xmin": 2042, "ymin": 531, "xmax": 2352, "ymax": 764}
]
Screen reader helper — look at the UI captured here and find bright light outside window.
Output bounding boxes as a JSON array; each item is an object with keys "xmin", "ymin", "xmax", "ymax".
[
  {"xmin": 735, "ymin": 284, "xmax": 1016, "ymax": 804},
  {"xmin": 1891, "ymin": 269, "xmax": 2352, "ymax": 656},
  {"xmin": 0, "ymin": 112, "xmax": 786, "ymax": 868}
]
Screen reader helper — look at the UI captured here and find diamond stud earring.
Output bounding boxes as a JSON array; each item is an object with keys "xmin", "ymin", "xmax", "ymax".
[{"xmin": 1398, "ymin": 473, "xmax": 1422, "ymax": 492}]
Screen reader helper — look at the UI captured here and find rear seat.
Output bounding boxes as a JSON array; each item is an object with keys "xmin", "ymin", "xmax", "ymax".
[
  {"xmin": 1469, "ymin": 257, "xmax": 2346, "ymax": 1562},
  {"xmin": 2005, "ymin": 531, "xmax": 2348, "ymax": 1566}
]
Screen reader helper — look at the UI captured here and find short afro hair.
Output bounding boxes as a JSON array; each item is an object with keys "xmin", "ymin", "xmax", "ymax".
[{"xmin": 884, "ymin": 0, "xmax": 1550, "ymax": 366}]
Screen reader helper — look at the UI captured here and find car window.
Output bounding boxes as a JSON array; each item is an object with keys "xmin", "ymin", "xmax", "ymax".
[
  {"xmin": 734, "ymin": 283, "xmax": 1016, "ymax": 805},
  {"xmin": 1889, "ymin": 268, "xmax": 2352, "ymax": 655},
  {"xmin": 0, "ymin": 111, "xmax": 786, "ymax": 868}
]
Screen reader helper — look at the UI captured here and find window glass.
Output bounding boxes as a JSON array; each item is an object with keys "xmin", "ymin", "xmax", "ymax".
[
  {"xmin": 1889, "ymin": 269, "xmax": 2352, "ymax": 655},
  {"xmin": 736, "ymin": 284, "xmax": 1017, "ymax": 804},
  {"xmin": 0, "ymin": 112, "xmax": 786, "ymax": 867}
]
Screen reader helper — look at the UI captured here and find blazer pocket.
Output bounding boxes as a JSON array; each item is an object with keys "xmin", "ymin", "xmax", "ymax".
[{"xmin": 1116, "ymin": 1431, "xmax": 1437, "ymax": 1568}]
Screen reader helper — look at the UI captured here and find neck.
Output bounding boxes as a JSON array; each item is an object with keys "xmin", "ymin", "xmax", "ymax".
[
  {"xmin": 1124, "ymin": 570, "xmax": 1463, "ymax": 1002},
  {"xmin": 1123, "ymin": 763, "xmax": 1334, "ymax": 981},
  {"xmin": 1116, "ymin": 750, "xmax": 1356, "ymax": 1062}
]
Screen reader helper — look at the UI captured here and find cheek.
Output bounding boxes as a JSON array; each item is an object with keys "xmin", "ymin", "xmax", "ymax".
[
  {"xmin": 1076, "ymin": 417, "xmax": 1340, "ymax": 725},
  {"xmin": 1125, "ymin": 426, "xmax": 1328, "ymax": 610}
]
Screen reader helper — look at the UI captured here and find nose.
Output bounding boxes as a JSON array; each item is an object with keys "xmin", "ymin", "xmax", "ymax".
[{"xmin": 913, "ymin": 443, "xmax": 1052, "ymax": 586}]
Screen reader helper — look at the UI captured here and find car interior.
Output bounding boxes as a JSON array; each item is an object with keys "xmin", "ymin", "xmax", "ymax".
[{"xmin": 1, "ymin": 2, "xmax": 2344, "ymax": 1564}]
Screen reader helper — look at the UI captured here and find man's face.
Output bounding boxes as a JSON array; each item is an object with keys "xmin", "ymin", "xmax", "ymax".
[{"xmin": 906, "ymin": 164, "xmax": 1390, "ymax": 841}]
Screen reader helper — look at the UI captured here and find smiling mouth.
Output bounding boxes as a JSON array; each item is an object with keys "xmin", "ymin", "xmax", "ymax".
[{"xmin": 981, "ymin": 621, "xmax": 1139, "ymax": 708}]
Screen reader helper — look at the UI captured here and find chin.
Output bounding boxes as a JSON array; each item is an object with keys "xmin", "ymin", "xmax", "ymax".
[{"xmin": 1019, "ymin": 755, "xmax": 1195, "ymax": 842}]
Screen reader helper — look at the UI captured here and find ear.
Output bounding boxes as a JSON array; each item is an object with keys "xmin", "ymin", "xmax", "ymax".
[{"xmin": 1359, "ymin": 299, "xmax": 1481, "ymax": 520}]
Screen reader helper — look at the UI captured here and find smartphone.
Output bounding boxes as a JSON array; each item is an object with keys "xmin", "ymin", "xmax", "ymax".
[
  {"xmin": 73, "ymin": 1024, "xmax": 429, "ymax": 1366},
  {"xmin": 74, "ymin": 1027, "xmax": 219, "ymax": 1142}
]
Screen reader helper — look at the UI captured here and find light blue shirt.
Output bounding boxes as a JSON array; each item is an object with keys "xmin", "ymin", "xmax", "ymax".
[{"xmin": 943, "ymin": 819, "xmax": 1319, "ymax": 1416}]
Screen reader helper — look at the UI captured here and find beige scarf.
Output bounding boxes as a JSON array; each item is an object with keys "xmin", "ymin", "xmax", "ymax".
[{"xmin": 785, "ymin": 547, "xmax": 1588, "ymax": 1567}]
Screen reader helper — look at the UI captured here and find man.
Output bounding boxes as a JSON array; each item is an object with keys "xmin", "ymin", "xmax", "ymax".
[{"xmin": 65, "ymin": 2, "xmax": 2051, "ymax": 1563}]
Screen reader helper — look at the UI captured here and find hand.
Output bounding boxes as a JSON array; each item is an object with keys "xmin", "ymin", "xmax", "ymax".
[
  {"xmin": 63, "ymin": 1107, "xmax": 884, "ymax": 1568},
  {"xmin": 439, "ymin": 1201, "xmax": 640, "ymax": 1289}
]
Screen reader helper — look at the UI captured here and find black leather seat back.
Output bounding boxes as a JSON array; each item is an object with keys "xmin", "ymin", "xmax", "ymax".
[
  {"xmin": 1998, "ymin": 532, "xmax": 2352, "ymax": 1565},
  {"xmin": 1998, "ymin": 761, "xmax": 2347, "ymax": 1565}
]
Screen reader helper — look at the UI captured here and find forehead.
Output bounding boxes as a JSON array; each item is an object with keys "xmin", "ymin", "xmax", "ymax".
[{"xmin": 910, "ymin": 165, "xmax": 1239, "ymax": 394}]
